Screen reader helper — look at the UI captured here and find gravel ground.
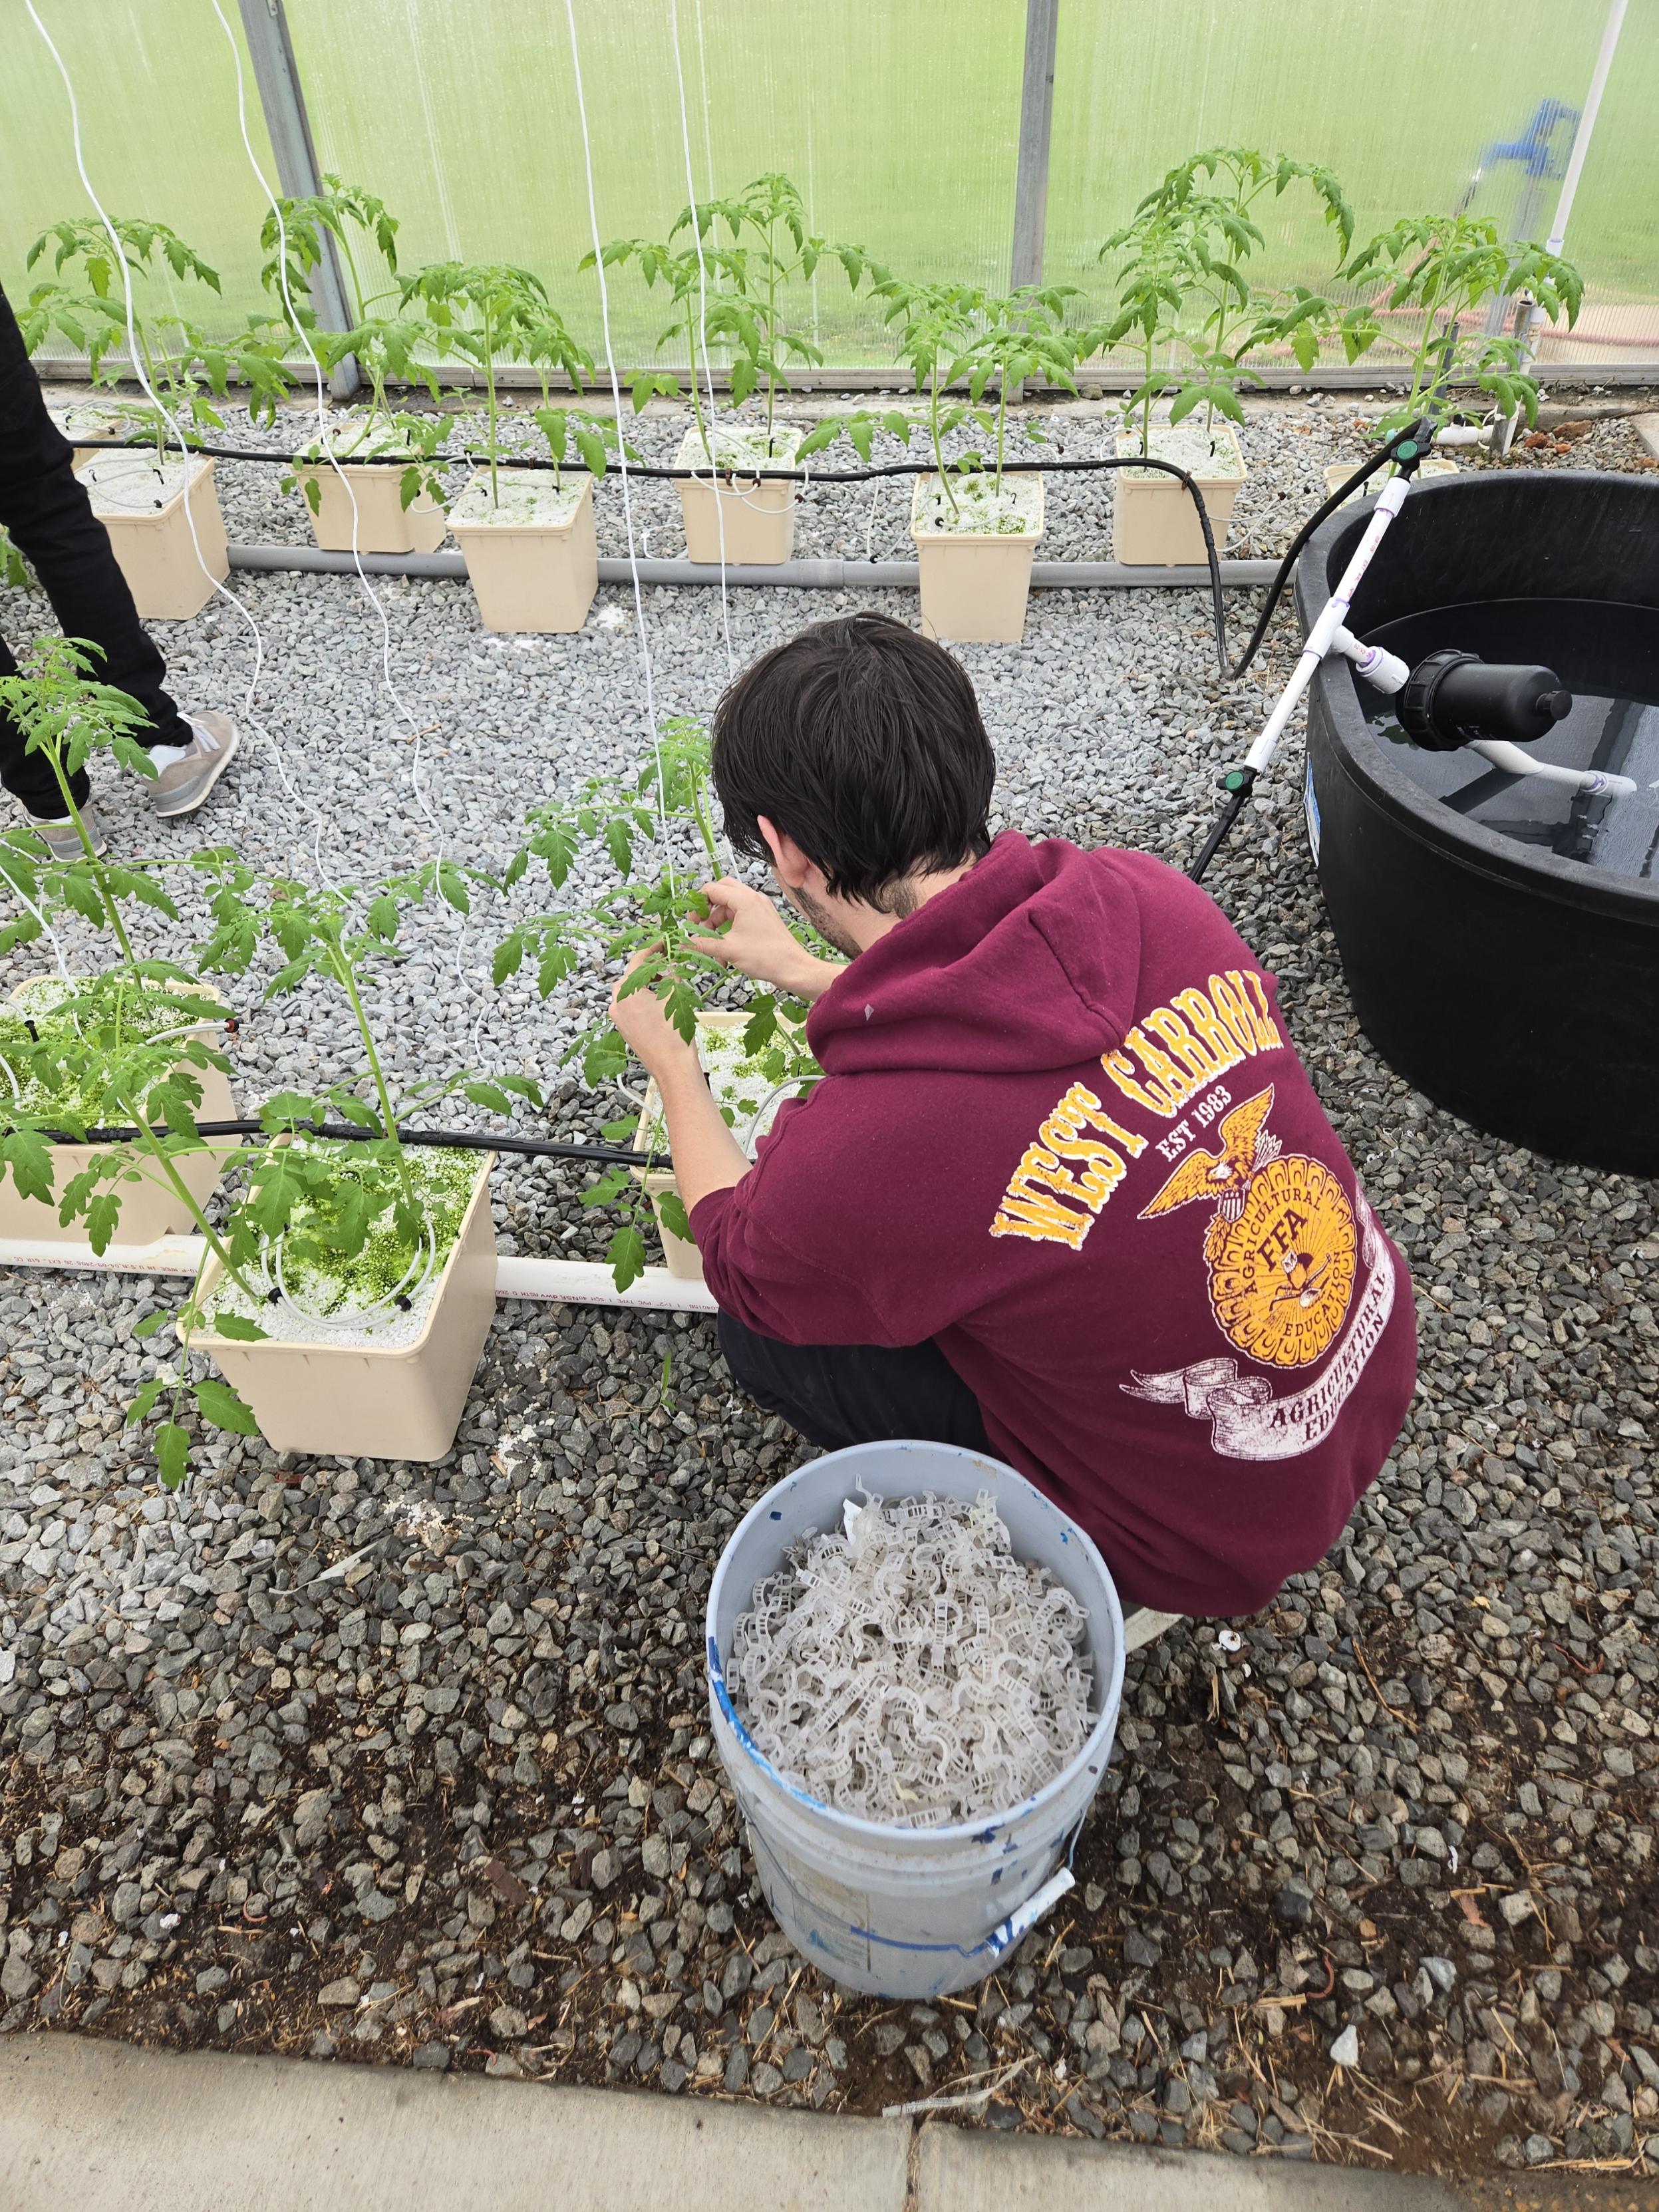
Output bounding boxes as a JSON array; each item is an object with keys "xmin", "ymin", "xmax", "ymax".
[{"xmin": 2, "ymin": 389, "xmax": 1658, "ymax": 2179}]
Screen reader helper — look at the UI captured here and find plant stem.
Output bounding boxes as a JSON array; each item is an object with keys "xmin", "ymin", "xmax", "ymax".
[
  {"xmin": 685, "ymin": 292, "xmax": 710, "ymax": 460},
  {"xmin": 765, "ymin": 212, "xmax": 778, "ymax": 446},
  {"xmin": 994, "ymin": 355, "xmax": 1008, "ymax": 497},
  {"xmin": 331, "ymin": 940, "xmax": 416, "ymax": 1212},
  {"xmin": 690, "ymin": 769, "xmax": 720, "ymax": 877},
  {"xmin": 1141, "ymin": 333, "xmax": 1153, "ymax": 458},
  {"xmin": 110, "ymin": 1085, "xmax": 261, "ymax": 1302},
  {"xmin": 930, "ymin": 361, "xmax": 959, "ymax": 520},
  {"xmin": 484, "ymin": 305, "xmax": 501, "ymax": 508},
  {"xmin": 46, "ymin": 747, "xmax": 142, "ymax": 979},
  {"xmin": 337, "ymin": 228, "xmax": 368, "ymax": 327}
]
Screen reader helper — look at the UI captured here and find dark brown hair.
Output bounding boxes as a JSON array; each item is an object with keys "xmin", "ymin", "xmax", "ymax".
[{"xmin": 710, "ymin": 613, "xmax": 996, "ymax": 903}]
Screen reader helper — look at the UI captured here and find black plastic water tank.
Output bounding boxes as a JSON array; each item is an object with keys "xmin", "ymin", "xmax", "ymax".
[{"xmin": 1296, "ymin": 470, "xmax": 1659, "ymax": 1175}]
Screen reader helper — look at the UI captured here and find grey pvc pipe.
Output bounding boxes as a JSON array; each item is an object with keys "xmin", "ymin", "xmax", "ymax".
[{"xmin": 227, "ymin": 542, "xmax": 1280, "ymax": 589}]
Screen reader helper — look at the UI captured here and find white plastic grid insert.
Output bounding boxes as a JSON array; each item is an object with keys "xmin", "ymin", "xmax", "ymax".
[{"xmin": 732, "ymin": 1488, "xmax": 1092, "ymax": 1827}]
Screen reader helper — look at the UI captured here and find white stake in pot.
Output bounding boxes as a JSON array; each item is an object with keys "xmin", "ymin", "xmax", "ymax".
[
  {"xmin": 192, "ymin": 1154, "xmax": 498, "ymax": 1464},
  {"xmin": 80, "ymin": 452, "xmax": 229, "ymax": 619},
  {"xmin": 1112, "ymin": 423, "xmax": 1246, "ymax": 567},
  {"xmin": 448, "ymin": 471, "xmax": 597, "ymax": 633},
  {"xmin": 673, "ymin": 426, "xmax": 804, "ymax": 566},
  {"xmin": 706, "ymin": 1438, "xmax": 1126, "ymax": 1999},
  {"xmin": 911, "ymin": 474, "xmax": 1044, "ymax": 643},
  {"xmin": 0, "ymin": 980, "xmax": 235, "ymax": 1247},
  {"xmin": 295, "ymin": 460, "xmax": 447, "ymax": 556}
]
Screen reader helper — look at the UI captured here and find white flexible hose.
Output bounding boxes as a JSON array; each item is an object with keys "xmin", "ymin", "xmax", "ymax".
[{"xmin": 1467, "ymin": 740, "xmax": 1637, "ymax": 796}]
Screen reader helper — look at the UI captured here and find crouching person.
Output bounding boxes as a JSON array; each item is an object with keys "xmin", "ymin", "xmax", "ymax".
[{"xmin": 607, "ymin": 613, "xmax": 1416, "ymax": 1620}]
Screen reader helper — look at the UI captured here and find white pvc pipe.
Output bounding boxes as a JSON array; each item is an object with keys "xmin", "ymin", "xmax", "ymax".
[
  {"xmin": 1515, "ymin": 0, "xmax": 1628, "ymax": 373},
  {"xmin": 225, "ymin": 543, "xmax": 1281, "ymax": 590},
  {"xmin": 0, "ymin": 1233, "xmax": 719, "ymax": 1314},
  {"xmin": 1331, "ymin": 624, "xmax": 1410, "ymax": 694},
  {"xmin": 1246, "ymin": 476, "xmax": 1411, "ymax": 774},
  {"xmin": 1545, "ymin": 0, "xmax": 1628, "ymax": 260},
  {"xmin": 1467, "ymin": 739, "xmax": 1636, "ymax": 796}
]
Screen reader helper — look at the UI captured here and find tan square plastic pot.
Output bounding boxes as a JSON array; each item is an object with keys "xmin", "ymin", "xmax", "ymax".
[
  {"xmin": 449, "ymin": 472, "xmax": 597, "ymax": 633},
  {"xmin": 192, "ymin": 1155, "xmax": 498, "ymax": 1464},
  {"xmin": 673, "ymin": 428, "xmax": 802, "ymax": 565},
  {"xmin": 1111, "ymin": 427, "xmax": 1245, "ymax": 566},
  {"xmin": 81, "ymin": 453, "xmax": 229, "ymax": 619},
  {"xmin": 296, "ymin": 460, "xmax": 447, "ymax": 555},
  {"xmin": 0, "ymin": 979, "xmax": 236, "ymax": 1245},
  {"xmin": 910, "ymin": 476, "xmax": 1044, "ymax": 644}
]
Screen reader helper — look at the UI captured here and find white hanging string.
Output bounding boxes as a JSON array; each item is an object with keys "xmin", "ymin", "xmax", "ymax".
[
  {"xmin": 669, "ymin": 0, "xmax": 735, "ymax": 677},
  {"xmin": 208, "ymin": 0, "xmax": 420, "ymax": 756},
  {"xmin": 22, "ymin": 0, "xmax": 344, "ymax": 891},
  {"xmin": 562, "ymin": 0, "xmax": 677, "ymax": 899},
  {"xmin": 208, "ymin": 0, "xmax": 477, "ymax": 1051}
]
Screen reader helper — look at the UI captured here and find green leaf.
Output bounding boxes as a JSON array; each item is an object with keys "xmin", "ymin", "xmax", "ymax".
[
  {"xmin": 85, "ymin": 1191, "xmax": 122, "ymax": 1254},
  {"xmin": 461, "ymin": 1080, "xmax": 514, "ymax": 1116},
  {"xmin": 1, "ymin": 1128, "xmax": 55, "ymax": 1205},
  {"xmin": 134, "ymin": 1309, "xmax": 170, "ymax": 1340},
  {"xmin": 491, "ymin": 933, "xmax": 524, "ymax": 986},
  {"xmin": 742, "ymin": 995, "xmax": 779, "ymax": 1054},
  {"xmin": 582, "ymin": 1027, "xmax": 628, "ymax": 1086},
  {"xmin": 607, "ymin": 1223, "xmax": 647, "ymax": 1292},
  {"xmin": 154, "ymin": 1422, "xmax": 191, "ymax": 1490},
  {"xmin": 126, "ymin": 1376, "xmax": 167, "ymax": 1424},
  {"xmin": 212, "ymin": 1313, "xmax": 267, "ymax": 1343},
  {"xmin": 657, "ymin": 1191, "xmax": 692, "ymax": 1242},
  {"xmin": 194, "ymin": 1377, "xmax": 261, "ymax": 1436}
]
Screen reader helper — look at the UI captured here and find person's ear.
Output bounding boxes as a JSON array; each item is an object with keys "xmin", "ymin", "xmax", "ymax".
[{"xmin": 757, "ymin": 814, "xmax": 815, "ymax": 891}]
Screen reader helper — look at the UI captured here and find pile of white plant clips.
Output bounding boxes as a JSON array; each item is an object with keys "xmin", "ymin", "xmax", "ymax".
[{"xmin": 731, "ymin": 1490, "xmax": 1094, "ymax": 1826}]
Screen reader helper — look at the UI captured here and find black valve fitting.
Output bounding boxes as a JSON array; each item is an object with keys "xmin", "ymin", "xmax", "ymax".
[{"xmin": 1396, "ymin": 650, "xmax": 1573, "ymax": 751}]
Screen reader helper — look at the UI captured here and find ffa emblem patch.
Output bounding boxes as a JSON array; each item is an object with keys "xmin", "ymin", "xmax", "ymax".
[{"xmin": 1137, "ymin": 1086, "xmax": 1358, "ymax": 1369}]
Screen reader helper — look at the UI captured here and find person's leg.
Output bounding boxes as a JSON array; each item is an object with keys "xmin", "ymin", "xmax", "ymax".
[
  {"xmin": 0, "ymin": 282, "xmax": 191, "ymax": 815},
  {"xmin": 718, "ymin": 1312, "xmax": 991, "ymax": 1456}
]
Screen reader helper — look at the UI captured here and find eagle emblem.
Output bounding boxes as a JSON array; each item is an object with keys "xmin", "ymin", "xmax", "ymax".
[{"xmin": 1139, "ymin": 1086, "xmax": 1358, "ymax": 1370}]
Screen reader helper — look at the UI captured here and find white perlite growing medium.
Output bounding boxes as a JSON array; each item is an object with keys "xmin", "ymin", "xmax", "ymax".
[{"xmin": 732, "ymin": 1490, "xmax": 1092, "ymax": 1826}]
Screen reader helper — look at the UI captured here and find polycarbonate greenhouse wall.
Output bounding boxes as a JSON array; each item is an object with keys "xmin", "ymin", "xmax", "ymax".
[{"xmin": 2, "ymin": 0, "xmax": 1656, "ymax": 380}]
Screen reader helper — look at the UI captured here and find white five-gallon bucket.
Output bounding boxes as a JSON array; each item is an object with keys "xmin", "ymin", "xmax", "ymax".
[{"xmin": 705, "ymin": 1439, "xmax": 1126, "ymax": 1999}]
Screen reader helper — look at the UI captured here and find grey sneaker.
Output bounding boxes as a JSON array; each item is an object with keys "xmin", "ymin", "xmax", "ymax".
[
  {"xmin": 23, "ymin": 804, "xmax": 106, "ymax": 859},
  {"xmin": 146, "ymin": 710, "xmax": 240, "ymax": 818}
]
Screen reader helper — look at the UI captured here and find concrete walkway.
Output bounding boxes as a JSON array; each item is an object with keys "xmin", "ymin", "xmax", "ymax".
[{"xmin": 1, "ymin": 2034, "xmax": 1654, "ymax": 2212}]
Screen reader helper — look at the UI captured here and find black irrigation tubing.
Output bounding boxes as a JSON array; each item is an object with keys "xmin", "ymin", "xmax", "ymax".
[
  {"xmin": 1227, "ymin": 423, "xmax": 1423, "ymax": 681},
  {"xmin": 74, "ymin": 437, "xmax": 1233, "ymax": 677},
  {"xmin": 39, "ymin": 1118, "xmax": 656, "ymax": 1168}
]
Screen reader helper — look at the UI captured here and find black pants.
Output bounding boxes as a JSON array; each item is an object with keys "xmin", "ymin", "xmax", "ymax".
[
  {"xmin": 0, "ymin": 283, "xmax": 189, "ymax": 815},
  {"xmin": 719, "ymin": 1315, "xmax": 1151, "ymax": 1627},
  {"xmin": 718, "ymin": 1312, "xmax": 992, "ymax": 1456}
]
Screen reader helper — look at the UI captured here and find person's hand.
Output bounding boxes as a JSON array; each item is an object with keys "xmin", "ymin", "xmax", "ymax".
[
  {"xmin": 689, "ymin": 877, "xmax": 838, "ymax": 999},
  {"xmin": 608, "ymin": 951, "xmax": 700, "ymax": 1084}
]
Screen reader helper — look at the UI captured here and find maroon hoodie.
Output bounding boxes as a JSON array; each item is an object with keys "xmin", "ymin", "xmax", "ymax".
[{"xmin": 691, "ymin": 833, "xmax": 1417, "ymax": 1617}]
